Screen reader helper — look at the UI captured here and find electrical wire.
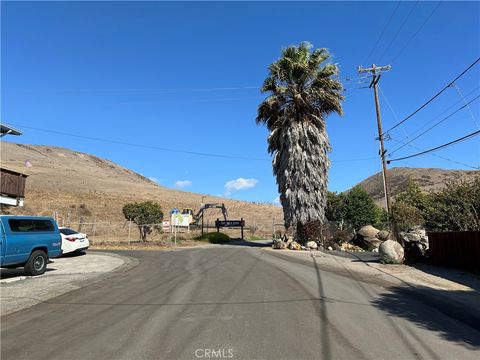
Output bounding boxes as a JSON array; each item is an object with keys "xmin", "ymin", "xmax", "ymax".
[
  {"xmin": 379, "ymin": 85, "xmax": 479, "ymax": 169},
  {"xmin": 383, "ymin": 57, "xmax": 480, "ymax": 135},
  {"xmin": 4, "ymin": 123, "xmax": 377, "ymax": 164},
  {"xmin": 378, "ymin": 1, "xmax": 420, "ymax": 63},
  {"xmin": 362, "ymin": 1, "xmax": 402, "ymax": 65},
  {"xmin": 387, "ymin": 130, "xmax": 480, "ymax": 163},
  {"xmin": 388, "ymin": 94, "xmax": 480, "ymax": 155},
  {"xmin": 392, "ymin": 86, "xmax": 480, "ymax": 144},
  {"xmin": 390, "ymin": 136, "xmax": 479, "ymax": 169},
  {"xmin": 6, "ymin": 123, "xmax": 269, "ymax": 161},
  {"xmin": 390, "ymin": 1, "xmax": 442, "ymax": 63},
  {"xmin": 37, "ymin": 86, "xmax": 262, "ymax": 94}
]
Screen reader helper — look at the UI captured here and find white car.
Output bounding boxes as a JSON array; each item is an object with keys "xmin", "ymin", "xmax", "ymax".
[{"xmin": 59, "ymin": 227, "xmax": 90, "ymax": 255}]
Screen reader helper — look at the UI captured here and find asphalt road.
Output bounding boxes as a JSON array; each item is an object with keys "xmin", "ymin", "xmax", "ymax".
[{"xmin": 1, "ymin": 243, "xmax": 479, "ymax": 360}]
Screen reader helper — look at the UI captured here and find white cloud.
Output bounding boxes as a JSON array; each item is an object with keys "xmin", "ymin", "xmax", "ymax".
[
  {"xmin": 224, "ymin": 178, "xmax": 258, "ymax": 196},
  {"xmin": 175, "ymin": 180, "xmax": 192, "ymax": 188}
]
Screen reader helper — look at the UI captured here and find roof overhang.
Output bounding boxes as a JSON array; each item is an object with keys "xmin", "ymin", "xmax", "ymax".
[{"xmin": 0, "ymin": 123, "xmax": 22, "ymax": 136}]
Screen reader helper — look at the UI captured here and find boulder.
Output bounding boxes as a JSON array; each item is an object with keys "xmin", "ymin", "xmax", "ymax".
[
  {"xmin": 410, "ymin": 226, "xmax": 426, "ymax": 237},
  {"xmin": 358, "ymin": 225, "xmax": 380, "ymax": 238},
  {"xmin": 420, "ymin": 236, "xmax": 429, "ymax": 247},
  {"xmin": 404, "ymin": 233, "xmax": 422, "ymax": 242},
  {"xmin": 306, "ymin": 241, "xmax": 318, "ymax": 250},
  {"xmin": 288, "ymin": 241, "xmax": 302, "ymax": 250},
  {"xmin": 356, "ymin": 225, "xmax": 382, "ymax": 250},
  {"xmin": 377, "ymin": 230, "xmax": 390, "ymax": 241},
  {"xmin": 272, "ymin": 240, "xmax": 287, "ymax": 250},
  {"xmin": 379, "ymin": 240, "xmax": 404, "ymax": 264},
  {"xmin": 327, "ymin": 246, "xmax": 333, "ymax": 251},
  {"xmin": 358, "ymin": 236, "xmax": 382, "ymax": 251}
]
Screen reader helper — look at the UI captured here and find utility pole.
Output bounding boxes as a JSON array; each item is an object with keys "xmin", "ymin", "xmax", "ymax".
[{"xmin": 358, "ymin": 64, "xmax": 392, "ymax": 212}]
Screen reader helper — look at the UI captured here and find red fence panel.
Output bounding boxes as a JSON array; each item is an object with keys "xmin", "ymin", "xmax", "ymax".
[{"xmin": 428, "ymin": 231, "xmax": 480, "ymax": 272}]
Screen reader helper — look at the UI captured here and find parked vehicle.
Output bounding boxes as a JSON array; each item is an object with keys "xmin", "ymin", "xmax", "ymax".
[
  {"xmin": 59, "ymin": 227, "xmax": 89, "ymax": 255},
  {"xmin": 0, "ymin": 216, "xmax": 62, "ymax": 276}
]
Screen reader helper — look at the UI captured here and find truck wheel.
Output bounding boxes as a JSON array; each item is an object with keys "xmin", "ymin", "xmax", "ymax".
[{"xmin": 24, "ymin": 250, "xmax": 48, "ymax": 276}]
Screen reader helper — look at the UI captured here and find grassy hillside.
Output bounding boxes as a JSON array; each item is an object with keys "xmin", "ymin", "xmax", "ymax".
[{"xmin": 1, "ymin": 142, "xmax": 283, "ymax": 240}]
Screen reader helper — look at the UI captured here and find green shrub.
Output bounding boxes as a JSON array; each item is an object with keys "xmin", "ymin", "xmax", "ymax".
[
  {"xmin": 393, "ymin": 176, "xmax": 480, "ymax": 232},
  {"xmin": 344, "ymin": 186, "xmax": 382, "ymax": 230},
  {"xmin": 391, "ymin": 202, "xmax": 424, "ymax": 232},
  {"xmin": 195, "ymin": 232, "xmax": 231, "ymax": 244}
]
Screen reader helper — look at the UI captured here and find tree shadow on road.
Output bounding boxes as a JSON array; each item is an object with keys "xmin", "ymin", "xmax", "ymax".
[
  {"xmin": 216, "ymin": 239, "xmax": 273, "ymax": 248},
  {"xmin": 372, "ymin": 285, "xmax": 480, "ymax": 348},
  {"xmin": 412, "ymin": 264, "xmax": 480, "ymax": 291}
]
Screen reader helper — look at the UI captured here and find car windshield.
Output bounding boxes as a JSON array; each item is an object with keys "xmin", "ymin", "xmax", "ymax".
[{"xmin": 59, "ymin": 228, "xmax": 78, "ymax": 235}]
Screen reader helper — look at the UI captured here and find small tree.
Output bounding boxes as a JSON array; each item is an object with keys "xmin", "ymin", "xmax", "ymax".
[
  {"xmin": 391, "ymin": 202, "xmax": 424, "ymax": 232},
  {"xmin": 344, "ymin": 186, "xmax": 381, "ymax": 230},
  {"xmin": 122, "ymin": 202, "xmax": 164, "ymax": 242},
  {"xmin": 326, "ymin": 191, "xmax": 347, "ymax": 223},
  {"xmin": 427, "ymin": 177, "xmax": 480, "ymax": 231}
]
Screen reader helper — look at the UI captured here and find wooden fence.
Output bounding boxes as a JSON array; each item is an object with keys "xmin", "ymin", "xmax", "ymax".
[
  {"xmin": 428, "ymin": 231, "xmax": 480, "ymax": 272},
  {"xmin": 0, "ymin": 168, "xmax": 27, "ymax": 197}
]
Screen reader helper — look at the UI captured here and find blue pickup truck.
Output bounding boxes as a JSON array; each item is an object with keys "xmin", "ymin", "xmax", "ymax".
[{"xmin": 0, "ymin": 216, "xmax": 62, "ymax": 276}]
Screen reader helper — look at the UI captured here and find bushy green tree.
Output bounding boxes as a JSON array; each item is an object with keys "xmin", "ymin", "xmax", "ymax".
[
  {"xmin": 393, "ymin": 176, "xmax": 480, "ymax": 232},
  {"xmin": 391, "ymin": 202, "xmax": 424, "ymax": 232},
  {"xmin": 344, "ymin": 186, "xmax": 381, "ymax": 230},
  {"xmin": 326, "ymin": 191, "xmax": 346, "ymax": 223},
  {"xmin": 428, "ymin": 177, "xmax": 480, "ymax": 231},
  {"xmin": 326, "ymin": 188, "xmax": 385, "ymax": 231},
  {"xmin": 122, "ymin": 201, "xmax": 164, "ymax": 242}
]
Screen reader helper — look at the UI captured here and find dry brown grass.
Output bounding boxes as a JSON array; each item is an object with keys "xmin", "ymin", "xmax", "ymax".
[
  {"xmin": 356, "ymin": 167, "xmax": 479, "ymax": 206},
  {"xmin": 1, "ymin": 142, "xmax": 284, "ymax": 238}
]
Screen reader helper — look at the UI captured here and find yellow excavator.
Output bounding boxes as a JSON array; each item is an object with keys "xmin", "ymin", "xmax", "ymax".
[{"xmin": 181, "ymin": 203, "xmax": 228, "ymax": 226}]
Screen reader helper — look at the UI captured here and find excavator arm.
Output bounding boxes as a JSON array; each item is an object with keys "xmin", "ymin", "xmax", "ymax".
[{"xmin": 194, "ymin": 203, "xmax": 228, "ymax": 224}]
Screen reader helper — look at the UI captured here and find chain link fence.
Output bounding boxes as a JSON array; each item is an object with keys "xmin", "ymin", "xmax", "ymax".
[{"xmin": 53, "ymin": 213, "xmax": 286, "ymax": 245}]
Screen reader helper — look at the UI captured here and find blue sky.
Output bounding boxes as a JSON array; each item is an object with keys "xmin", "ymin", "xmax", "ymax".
[{"xmin": 1, "ymin": 1, "xmax": 479, "ymax": 203}]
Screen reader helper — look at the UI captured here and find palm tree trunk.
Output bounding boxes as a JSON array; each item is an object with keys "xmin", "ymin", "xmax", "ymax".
[{"xmin": 274, "ymin": 121, "xmax": 330, "ymax": 243}]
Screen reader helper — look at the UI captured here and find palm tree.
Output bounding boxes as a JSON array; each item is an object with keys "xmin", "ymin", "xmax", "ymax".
[{"xmin": 256, "ymin": 42, "xmax": 344, "ymax": 242}]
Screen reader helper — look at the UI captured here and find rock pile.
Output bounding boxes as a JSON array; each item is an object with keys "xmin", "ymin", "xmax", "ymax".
[
  {"xmin": 355, "ymin": 225, "xmax": 384, "ymax": 251},
  {"xmin": 271, "ymin": 235, "xmax": 319, "ymax": 251},
  {"xmin": 398, "ymin": 226, "xmax": 429, "ymax": 263}
]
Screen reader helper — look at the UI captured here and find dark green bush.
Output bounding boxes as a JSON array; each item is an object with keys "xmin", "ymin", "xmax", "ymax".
[{"xmin": 195, "ymin": 232, "xmax": 231, "ymax": 244}]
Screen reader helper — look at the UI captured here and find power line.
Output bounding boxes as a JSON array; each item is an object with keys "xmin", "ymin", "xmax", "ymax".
[
  {"xmin": 378, "ymin": 1, "xmax": 419, "ymax": 63},
  {"xmin": 378, "ymin": 85, "xmax": 479, "ymax": 169},
  {"xmin": 390, "ymin": 1, "xmax": 442, "ymax": 63},
  {"xmin": 388, "ymin": 94, "xmax": 480, "ymax": 155},
  {"xmin": 383, "ymin": 57, "xmax": 480, "ymax": 135},
  {"xmin": 393, "ymin": 85, "xmax": 480, "ymax": 144},
  {"xmin": 5, "ymin": 123, "xmax": 376, "ymax": 164},
  {"xmin": 7, "ymin": 123, "xmax": 269, "ymax": 161},
  {"xmin": 387, "ymin": 129, "xmax": 480, "ymax": 163},
  {"xmin": 449, "ymin": 83, "xmax": 480, "ymax": 129},
  {"xmin": 362, "ymin": 1, "xmax": 402, "ymax": 65},
  {"xmin": 32, "ymin": 86, "xmax": 262, "ymax": 94},
  {"xmin": 390, "ymin": 136, "xmax": 479, "ymax": 169}
]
